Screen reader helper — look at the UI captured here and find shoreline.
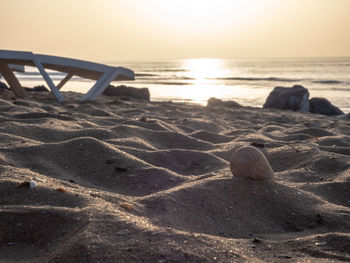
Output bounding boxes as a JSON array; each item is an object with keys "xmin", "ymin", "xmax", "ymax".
[{"xmin": 5, "ymin": 56, "xmax": 350, "ymax": 113}]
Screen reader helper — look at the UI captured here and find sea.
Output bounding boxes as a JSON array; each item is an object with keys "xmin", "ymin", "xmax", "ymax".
[{"xmin": 11, "ymin": 57, "xmax": 350, "ymax": 113}]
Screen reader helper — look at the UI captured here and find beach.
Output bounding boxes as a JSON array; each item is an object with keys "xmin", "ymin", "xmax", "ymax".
[
  {"xmin": 16, "ymin": 58, "xmax": 350, "ymax": 113},
  {"xmin": 0, "ymin": 89, "xmax": 349, "ymax": 262}
]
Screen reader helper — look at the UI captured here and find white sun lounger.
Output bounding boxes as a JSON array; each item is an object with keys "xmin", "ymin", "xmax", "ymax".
[{"xmin": 0, "ymin": 50, "xmax": 134, "ymax": 102}]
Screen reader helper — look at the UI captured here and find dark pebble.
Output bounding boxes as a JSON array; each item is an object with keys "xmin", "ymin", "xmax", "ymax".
[
  {"xmin": 253, "ymin": 238, "xmax": 261, "ymax": 243},
  {"xmin": 106, "ymin": 159, "xmax": 115, "ymax": 164},
  {"xmin": 115, "ymin": 166, "xmax": 128, "ymax": 172}
]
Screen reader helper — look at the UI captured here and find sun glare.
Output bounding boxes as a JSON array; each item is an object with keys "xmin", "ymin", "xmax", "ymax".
[
  {"xmin": 183, "ymin": 58, "xmax": 230, "ymax": 79},
  {"xmin": 178, "ymin": 59, "xmax": 232, "ymax": 104},
  {"xmin": 141, "ymin": 0, "xmax": 271, "ymax": 34}
]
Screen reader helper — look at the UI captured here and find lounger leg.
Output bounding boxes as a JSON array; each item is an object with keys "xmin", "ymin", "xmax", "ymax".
[
  {"xmin": 0, "ymin": 63, "xmax": 28, "ymax": 98},
  {"xmin": 57, "ymin": 73, "xmax": 73, "ymax": 90},
  {"xmin": 80, "ymin": 69, "xmax": 119, "ymax": 102},
  {"xmin": 32, "ymin": 55, "xmax": 65, "ymax": 102}
]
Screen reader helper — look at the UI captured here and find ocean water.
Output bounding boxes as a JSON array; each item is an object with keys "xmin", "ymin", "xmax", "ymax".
[{"xmin": 10, "ymin": 57, "xmax": 350, "ymax": 113}]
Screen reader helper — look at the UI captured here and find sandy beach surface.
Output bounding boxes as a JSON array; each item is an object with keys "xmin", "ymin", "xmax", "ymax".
[{"xmin": 0, "ymin": 89, "xmax": 349, "ymax": 262}]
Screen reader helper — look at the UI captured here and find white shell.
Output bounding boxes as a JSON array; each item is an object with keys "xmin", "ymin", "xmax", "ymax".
[
  {"xmin": 230, "ymin": 146, "xmax": 274, "ymax": 180},
  {"xmin": 29, "ymin": 181, "xmax": 37, "ymax": 188}
]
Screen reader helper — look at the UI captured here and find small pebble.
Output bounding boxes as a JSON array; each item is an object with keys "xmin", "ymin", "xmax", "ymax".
[
  {"xmin": 106, "ymin": 159, "xmax": 115, "ymax": 165},
  {"xmin": 315, "ymin": 242, "xmax": 327, "ymax": 247},
  {"xmin": 17, "ymin": 181, "xmax": 37, "ymax": 189},
  {"xmin": 139, "ymin": 116, "xmax": 147, "ymax": 122},
  {"xmin": 115, "ymin": 166, "xmax": 128, "ymax": 172},
  {"xmin": 116, "ymin": 230, "xmax": 129, "ymax": 236},
  {"xmin": 253, "ymin": 238, "xmax": 261, "ymax": 243},
  {"xmin": 120, "ymin": 202, "xmax": 134, "ymax": 211},
  {"xmin": 56, "ymin": 187, "xmax": 66, "ymax": 193}
]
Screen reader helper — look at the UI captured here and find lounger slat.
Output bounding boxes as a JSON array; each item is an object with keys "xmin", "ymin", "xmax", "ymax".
[
  {"xmin": 32, "ymin": 55, "xmax": 65, "ymax": 102},
  {"xmin": 0, "ymin": 63, "xmax": 28, "ymax": 98}
]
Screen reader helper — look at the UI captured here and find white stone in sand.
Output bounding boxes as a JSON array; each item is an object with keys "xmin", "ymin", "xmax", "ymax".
[{"xmin": 29, "ymin": 181, "xmax": 37, "ymax": 188}]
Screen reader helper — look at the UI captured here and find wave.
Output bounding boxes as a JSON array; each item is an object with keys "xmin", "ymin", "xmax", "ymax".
[
  {"xmin": 312, "ymin": 80, "xmax": 343, "ymax": 84},
  {"xmin": 215, "ymin": 77, "xmax": 300, "ymax": 82},
  {"xmin": 137, "ymin": 81, "xmax": 191, "ymax": 86},
  {"xmin": 136, "ymin": 77, "xmax": 195, "ymax": 81},
  {"xmin": 135, "ymin": 73, "xmax": 159, "ymax": 77},
  {"xmin": 311, "ymin": 87, "xmax": 350, "ymax": 92},
  {"xmin": 214, "ymin": 77, "xmax": 347, "ymax": 85},
  {"xmin": 158, "ymin": 82, "xmax": 191, "ymax": 85},
  {"xmin": 141, "ymin": 69, "xmax": 188, "ymax": 73}
]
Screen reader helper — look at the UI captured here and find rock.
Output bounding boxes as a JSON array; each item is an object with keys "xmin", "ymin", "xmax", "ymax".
[
  {"xmin": 33, "ymin": 85, "xmax": 49, "ymax": 92},
  {"xmin": 0, "ymin": 81, "xmax": 10, "ymax": 90},
  {"xmin": 103, "ymin": 85, "xmax": 150, "ymax": 101},
  {"xmin": 207, "ymin": 97, "xmax": 241, "ymax": 108},
  {"xmin": 24, "ymin": 85, "xmax": 49, "ymax": 92},
  {"xmin": 263, "ymin": 85, "xmax": 310, "ymax": 112},
  {"xmin": 309, "ymin": 97, "xmax": 344, "ymax": 116}
]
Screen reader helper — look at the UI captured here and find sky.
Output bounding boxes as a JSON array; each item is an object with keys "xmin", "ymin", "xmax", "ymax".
[{"xmin": 1, "ymin": 0, "xmax": 350, "ymax": 61}]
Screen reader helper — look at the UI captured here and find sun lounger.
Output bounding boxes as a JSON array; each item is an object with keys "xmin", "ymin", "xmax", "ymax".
[{"xmin": 0, "ymin": 50, "xmax": 134, "ymax": 102}]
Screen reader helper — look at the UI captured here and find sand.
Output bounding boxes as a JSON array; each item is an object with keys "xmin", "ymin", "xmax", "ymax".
[{"xmin": 0, "ymin": 89, "xmax": 349, "ymax": 262}]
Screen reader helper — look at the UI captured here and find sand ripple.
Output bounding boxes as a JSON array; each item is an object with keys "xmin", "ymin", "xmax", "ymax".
[{"xmin": 0, "ymin": 92, "xmax": 349, "ymax": 262}]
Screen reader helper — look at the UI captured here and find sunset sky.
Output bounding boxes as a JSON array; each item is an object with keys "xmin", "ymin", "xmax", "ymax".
[{"xmin": 1, "ymin": 0, "xmax": 350, "ymax": 61}]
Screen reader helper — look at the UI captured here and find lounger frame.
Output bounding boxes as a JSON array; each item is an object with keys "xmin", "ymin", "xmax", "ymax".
[{"xmin": 0, "ymin": 50, "xmax": 134, "ymax": 102}]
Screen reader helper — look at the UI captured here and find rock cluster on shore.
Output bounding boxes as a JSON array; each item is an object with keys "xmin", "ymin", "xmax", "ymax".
[
  {"xmin": 208, "ymin": 85, "xmax": 344, "ymax": 116},
  {"xmin": 103, "ymin": 85, "xmax": 150, "ymax": 101},
  {"xmin": 263, "ymin": 85, "xmax": 344, "ymax": 116},
  {"xmin": 309, "ymin": 97, "xmax": 344, "ymax": 116},
  {"xmin": 207, "ymin": 97, "xmax": 242, "ymax": 108},
  {"xmin": 263, "ymin": 85, "xmax": 310, "ymax": 112}
]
